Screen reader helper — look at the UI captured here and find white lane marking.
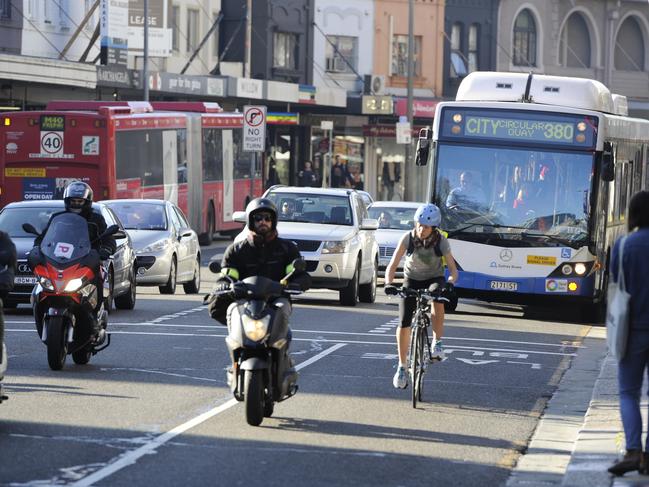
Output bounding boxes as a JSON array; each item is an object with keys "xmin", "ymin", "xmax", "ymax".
[
  {"xmin": 70, "ymin": 343, "xmax": 346, "ymax": 487},
  {"xmin": 5, "ymin": 328, "xmax": 577, "ymax": 357},
  {"xmin": 99, "ymin": 368, "xmax": 219, "ymax": 383}
]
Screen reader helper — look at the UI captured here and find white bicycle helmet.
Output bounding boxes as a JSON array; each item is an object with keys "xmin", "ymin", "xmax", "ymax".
[{"xmin": 414, "ymin": 203, "xmax": 441, "ymax": 227}]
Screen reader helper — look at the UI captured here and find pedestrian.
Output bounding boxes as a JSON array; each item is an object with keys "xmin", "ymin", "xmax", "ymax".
[
  {"xmin": 331, "ymin": 155, "xmax": 344, "ymax": 188},
  {"xmin": 266, "ymin": 157, "xmax": 279, "ymax": 189},
  {"xmin": 382, "ymin": 159, "xmax": 401, "ymax": 201},
  {"xmin": 608, "ymin": 190, "xmax": 649, "ymax": 477},
  {"xmin": 298, "ymin": 161, "xmax": 317, "ymax": 187}
]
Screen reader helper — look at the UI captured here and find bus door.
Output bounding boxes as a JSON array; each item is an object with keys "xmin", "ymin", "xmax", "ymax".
[
  {"xmin": 185, "ymin": 114, "xmax": 203, "ymax": 235},
  {"xmin": 222, "ymin": 130, "xmax": 234, "ymax": 224}
]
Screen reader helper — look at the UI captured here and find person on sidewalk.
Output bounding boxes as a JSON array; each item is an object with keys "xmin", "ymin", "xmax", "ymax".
[{"xmin": 608, "ymin": 190, "xmax": 649, "ymax": 477}]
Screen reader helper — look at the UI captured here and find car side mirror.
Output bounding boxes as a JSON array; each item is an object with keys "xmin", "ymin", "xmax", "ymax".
[
  {"xmin": 601, "ymin": 142, "xmax": 615, "ymax": 182},
  {"xmin": 415, "ymin": 127, "xmax": 432, "ymax": 167},
  {"xmin": 180, "ymin": 230, "xmax": 193, "ymax": 239},
  {"xmin": 360, "ymin": 218, "xmax": 379, "ymax": 230},
  {"xmin": 22, "ymin": 223, "xmax": 40, "ymax": 236},
  {"xmin": 232, "ymin": 211, "xmax": 246, "ymax": 223},
  {"xmin": 113, "ymin": 229, "xmax": 127, "ymax": 239},
  {"xmin": 208, "ymin": 260, "xmax": 221, "ymax": 274}
]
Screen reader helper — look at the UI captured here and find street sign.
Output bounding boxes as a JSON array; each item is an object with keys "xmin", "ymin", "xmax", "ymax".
[
  {"xmin": 243, "ymin": 105, "xmax": 267, "ymax": 152},
  {"xmin": 396, "ymin": 121, "xmax": 411, "ymax": 144},
  {"xmin": 320, "ymin": 120, "xmax": 333, "ymax": 131}
]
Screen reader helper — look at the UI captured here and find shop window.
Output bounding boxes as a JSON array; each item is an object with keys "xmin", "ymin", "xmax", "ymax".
[
  {"xmin": 391, "ymin": 35, "xmax": 422, "ymax": 77},
  {"xmin": 449, "ymin": 23, "xmax": 466, "ymax": 78},
  {"xmin": 274, "ymin": 32, "xmax": 298, "ymax": 70},
  {"xmin": 325, "ymin": 36, "xmax": 358, "ymax": 73},
  {"xmin": 513, "ymin": 9, "xmax": 537, "ymax": 66},
  {"xmin": 559, "ymin": 12, "xmax": 591, "ymax": 68}
]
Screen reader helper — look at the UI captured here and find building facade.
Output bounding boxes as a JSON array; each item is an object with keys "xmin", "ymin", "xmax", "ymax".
[{"xmin": 497, "ymin": 0, "xmax": 649, "ymax": 117}]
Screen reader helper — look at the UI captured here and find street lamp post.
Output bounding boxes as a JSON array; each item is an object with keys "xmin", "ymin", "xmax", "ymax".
[
  {"xmin": 404, "ymin": 0, "xmax": 415, "ymax": 201},
  {"xmin": 143, "ymin": 0, "xmax": 149, "ymax": 101}
]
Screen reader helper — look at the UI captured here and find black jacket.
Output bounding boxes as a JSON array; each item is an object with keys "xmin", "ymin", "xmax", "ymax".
[
  {"xmin": 36, "ymin": 209, "xmax": 117, "ymax": 256},
  {"xmin": 0, "ymin": 230, "xmax": 17, "ymax": 299},
  {"xmin": 219, "ymin": 234, "xmax": 311, "ymax": 290}
]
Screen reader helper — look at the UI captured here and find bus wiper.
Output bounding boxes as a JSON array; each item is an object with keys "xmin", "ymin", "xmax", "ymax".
[
  {"xmin": 519, "ymin": 231, "xmax": 584, "ymax": 249},
  {"xmin": 447, "ymin": 222, "xmax": 523, "ymax": 238}
]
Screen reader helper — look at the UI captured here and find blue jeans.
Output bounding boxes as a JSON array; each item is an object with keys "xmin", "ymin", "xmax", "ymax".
[{"xmin": 618, "ymin": 329, "xmax": 649, "ymax": 451}]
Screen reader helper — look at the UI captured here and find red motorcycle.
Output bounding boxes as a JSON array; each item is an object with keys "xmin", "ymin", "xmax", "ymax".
[{"xmin": 24, "ymin": 212, "xmax": 120, "ymax": 370}]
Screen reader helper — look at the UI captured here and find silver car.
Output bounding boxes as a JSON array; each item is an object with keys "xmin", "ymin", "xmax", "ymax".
[
  {"xmin": 367, "ymin": 201, "xmax": 423, "ymax": 278},
  {"xmin": 103, "ymin": 199, "xmax": 201, "ymax": 294}
]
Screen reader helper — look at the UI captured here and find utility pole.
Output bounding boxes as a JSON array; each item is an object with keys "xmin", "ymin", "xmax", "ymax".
[
  {"xmin": 404, "ymin": 0, "xmax": 415, "ymax": 200},
  {"xmin": 143, "ymin": 0, "xmax": 149, "ymax": 101}
]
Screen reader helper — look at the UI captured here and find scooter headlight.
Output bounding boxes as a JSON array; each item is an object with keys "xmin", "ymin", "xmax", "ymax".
[
  {"xmin": 38, "ymin": 276, "xmax": 55, "ymax": 291},
  {"xmin": 241, "ymin": 313, "xmax": 271, "ymax": 342},
  {"xmin": 64, "ymin": 278, "xmax": 85, "ymax": 292}
]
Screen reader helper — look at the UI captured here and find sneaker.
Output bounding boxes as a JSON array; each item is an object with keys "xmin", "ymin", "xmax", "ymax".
[
  {"xmin": 431, "ymin": 340, "xmax": 446, "ymax": 361},
  {"xmin": 392, "ymin": 365, "xmax": 408, "ymax": 389}
]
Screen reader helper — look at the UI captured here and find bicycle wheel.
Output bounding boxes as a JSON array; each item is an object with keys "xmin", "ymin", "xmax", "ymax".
[{"xmin": 411, "ymin": 325, "xmax": 422, "ymax": 408}]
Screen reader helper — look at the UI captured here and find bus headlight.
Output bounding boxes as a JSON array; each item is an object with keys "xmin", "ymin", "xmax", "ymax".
[
  {"xmin": 561, "ymin": 264, "xmax": 572, "ymax": 275},
  {"xmin": 574, "ymin": 263, "xmax": 587, "ymax": 275},
  {"xmin": 241, "ymin": 314, "xmax": 270, "ymax": 342}
]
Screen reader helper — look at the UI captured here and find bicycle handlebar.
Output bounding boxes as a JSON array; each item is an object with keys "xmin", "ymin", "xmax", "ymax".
[{"xmin": 386, "ymin": 285, "xmax": 450, "ymax": 303}]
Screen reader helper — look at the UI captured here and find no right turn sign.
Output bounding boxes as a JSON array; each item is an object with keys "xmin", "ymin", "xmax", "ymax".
[{"xmin": 243, "ymin": 105, "xmax": 267, "ymax": 152}]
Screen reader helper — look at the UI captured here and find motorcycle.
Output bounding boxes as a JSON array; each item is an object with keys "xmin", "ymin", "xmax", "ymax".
[
  {"xmin": 205, "ymin": 259, "xmax": 305, "ymax": 426},
  {"xmin": 23, "ymin": 212, "xmax": 120, "ymax": 371}
]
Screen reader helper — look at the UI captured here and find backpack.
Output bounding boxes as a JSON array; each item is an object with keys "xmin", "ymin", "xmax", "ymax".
[{"xmin": 406, "ymin": 230, "xmax": 446, "ymax": 259}]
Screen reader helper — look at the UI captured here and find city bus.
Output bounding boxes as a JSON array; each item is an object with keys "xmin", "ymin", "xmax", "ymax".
[
  {"xmin": 415, "ymin": 72, "xmax": 649, "ymax": 320},
  {"xmin": 0, "ymin": 101, "xmax": 262, "ymax": 244}
]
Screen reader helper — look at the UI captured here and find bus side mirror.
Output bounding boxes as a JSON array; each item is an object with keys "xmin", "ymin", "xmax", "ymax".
[
  {"xmin": 415, "ymin": 127, "xmax": 432, "ymax": 167},
  {"xmin": 601, "ymin": 142, "xmax": 615, "ymax": 182}
]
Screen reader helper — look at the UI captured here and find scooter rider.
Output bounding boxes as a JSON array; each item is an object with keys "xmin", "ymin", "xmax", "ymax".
[
  {"xmin": 208, "ymin": 197, "xmax": 311, "ymax": 384},
  {"xmin": 36, "ymin": 181, "xmax": 116, "ymax": 335}
]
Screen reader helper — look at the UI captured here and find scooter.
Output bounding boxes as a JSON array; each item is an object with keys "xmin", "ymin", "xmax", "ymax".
[
  {"xmin": 205, "ymin": 259, "xmax": 305, "ymax": 426},
  {"xmin": 23, "ymin": 212, "xmax": 120, "ymax": 371}
]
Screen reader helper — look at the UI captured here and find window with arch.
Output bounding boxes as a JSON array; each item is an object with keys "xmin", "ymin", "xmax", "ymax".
[
  {"xmin": 559, "ymin": 12, "xmax": 591, "ymax": 68},
  {"xmin": 615, "ymin": 16, "xmax": 645, "ymax": 71},
  {"xmin": 450, "ymin": 22, "xmax": 467, "ymax": 78},
  {"xmin": 513, "ymin": 9, "xmax": 537, "ymax": 66}
]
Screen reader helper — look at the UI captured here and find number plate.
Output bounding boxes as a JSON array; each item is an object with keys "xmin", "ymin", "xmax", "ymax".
[
  {"xmin": 14, "ymin": 276, "xmax": 37, "ymax": 285},
  {"xmin": 489, "ymin": 280, "xmax": 518, "ymax": 291}
]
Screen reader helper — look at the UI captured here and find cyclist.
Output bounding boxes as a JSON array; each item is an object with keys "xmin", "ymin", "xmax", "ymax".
[{"xmin": 384, "ymin": 203, "xmax": 458, "ymax": 389}]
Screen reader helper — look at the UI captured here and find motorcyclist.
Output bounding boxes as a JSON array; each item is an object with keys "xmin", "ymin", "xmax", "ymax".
[
  {"xmin": 35, "ymin": 181, "xmax": 116, "ymax": 336},
  {"xmin": 0, "ymin": 230, "xmax": 17, "ymax": 397},
  {"xmin": 208, "ymin": 197, "xmax": 311, "ymax": 385}
]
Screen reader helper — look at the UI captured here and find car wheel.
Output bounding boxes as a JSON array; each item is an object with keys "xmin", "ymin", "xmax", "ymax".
[
  {"xmin": 340, "ymin": 258, "xmax": 360, "ymax": 306},
  {"xmin": 159, "ymin": 257, "xmax": 177, "ymax": 294},
  {"xmin": 104, "ymin": 267, "xmax": 114, "ymax": 314},
  {"xmin": 359, "ymin": 259, "xmax": 377, "ymax": 303},
  {"xmin": 115, "ymin": 270, "xmax": 137, "ymax": 309},
  {"xmin": 183, "ymin": 257, "xmax": 201, "ymax": 294}
]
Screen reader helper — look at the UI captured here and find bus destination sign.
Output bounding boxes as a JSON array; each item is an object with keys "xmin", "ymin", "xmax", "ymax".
[
  {"xmin": 441, "ymin": 108, "xmax": 597, "ymax": 148},
  {"xmin": 40, "ymin": 115, "xmax": 65, "ymax": 131}
]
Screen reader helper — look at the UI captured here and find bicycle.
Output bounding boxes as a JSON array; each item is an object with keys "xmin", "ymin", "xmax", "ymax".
[{"xmin": 387, "ymin": 284, "xmax": 450, "ymax": 408}]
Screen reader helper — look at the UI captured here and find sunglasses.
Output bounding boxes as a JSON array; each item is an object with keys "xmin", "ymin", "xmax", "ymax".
[{"xmin": 253, "ymin": 214, "xmax": 273, "ymax": 222}]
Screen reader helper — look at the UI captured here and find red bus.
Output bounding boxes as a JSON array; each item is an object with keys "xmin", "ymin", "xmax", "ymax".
[{"xmin": 0, "ymin": 101, "xmax": 262, "ymax": 244}]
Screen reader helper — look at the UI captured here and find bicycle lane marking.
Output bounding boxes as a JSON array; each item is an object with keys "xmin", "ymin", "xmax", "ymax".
[{"xmin": 69, "ymin": 343, "xmax": 346, "ymax": 487}]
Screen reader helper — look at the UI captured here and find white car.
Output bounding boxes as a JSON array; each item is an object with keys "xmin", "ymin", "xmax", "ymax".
[
  {"xmin": 367, "ymin": 201, "xmax": 424, "ymax": 278},
  {"xmin": 233, "ymin": 187, "xmax": 379, "ymax": 306}
]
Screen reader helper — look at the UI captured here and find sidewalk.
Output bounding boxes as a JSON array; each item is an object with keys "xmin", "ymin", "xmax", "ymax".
[{"xmin": 507, "ymin": 327, "xmax": 649, "ymax": 487}]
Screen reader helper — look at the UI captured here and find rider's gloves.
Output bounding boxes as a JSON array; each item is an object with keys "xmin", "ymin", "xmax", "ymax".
[
  {"xmin": 442, "ymin": 282, "xmax": 456, "ymax": 297},
  {"xmin": 384, "ymin": 284, "xmax": 398, "ymax": 296},
  {"xmin": 213, "ymin": 281, "xmax": 230, "ymax": 293},
  {"xmin": 232, "ymin": 281, "xmax": 248, "ymax": 299},
  {"xmin": 99, "ymin": 247, "xmax": 111, "ymax": 260}
]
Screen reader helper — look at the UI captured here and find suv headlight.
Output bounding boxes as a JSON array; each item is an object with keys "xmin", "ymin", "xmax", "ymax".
[
  {"xmin": 241, "ymin": 314, "xmax": 271, "ymax": 342},
  {"xmin": 322, "ymin": 240, "xmax": 351, "ymax": 254},
  {"xmin": 139, "ymin": 239, "xmax": 168, "ymax": 254}
]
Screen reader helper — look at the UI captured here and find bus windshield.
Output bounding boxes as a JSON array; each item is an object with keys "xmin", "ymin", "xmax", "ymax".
[{"xmin": 433, "ymin": 144, "xmax": 594, "ymax": 248}]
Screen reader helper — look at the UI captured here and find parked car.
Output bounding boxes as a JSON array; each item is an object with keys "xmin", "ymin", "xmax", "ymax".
[
  {"xmin": 367, "ymin": 201, "xmax": 423, "ymax": 278},
  {"xmin": 233, "ymin": 187, "xmax": 379, "ymax": 306},
  {"xmin": 0, "ymin": 200, "xmax": 137, "ymax": 310},
  {"xmin": 103, "ymin": 199, "xmax": 201, "ymax": 294}
]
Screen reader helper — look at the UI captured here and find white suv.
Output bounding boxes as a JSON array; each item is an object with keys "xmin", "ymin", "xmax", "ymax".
[{"xmin": 233, "ymin": 187, "xmax": 379, "ymax": 306}]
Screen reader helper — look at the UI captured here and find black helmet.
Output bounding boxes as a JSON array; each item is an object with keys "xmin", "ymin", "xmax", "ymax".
[
  {"xmin": 63, "ymin": 181, "xmax": 93, "ymax": 213},
  {"xmin": 245, "ymin": 197, "xmax": 277, "ymax": 231}
]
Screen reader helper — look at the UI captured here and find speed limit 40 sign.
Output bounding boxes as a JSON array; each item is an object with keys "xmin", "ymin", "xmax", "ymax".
[{"xmin": 40, "ymin": 131, "xmax": 64, "ymax": 157}]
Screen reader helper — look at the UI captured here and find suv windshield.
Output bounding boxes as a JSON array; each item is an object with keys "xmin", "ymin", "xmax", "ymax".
[
  {"xmin": 0, "ymin": 207, "xmax": 59, "ymax": 238},
  {"xmin": 107, "ymin": 203, "xmax": 168, "ymax": 230},
  {"xmin": 267, "ymin": 193, "xmax": 353, "ymax": 226},
  {"xmin": 41, "ymin": 212, "xmax": 91, "ymax": 263}
]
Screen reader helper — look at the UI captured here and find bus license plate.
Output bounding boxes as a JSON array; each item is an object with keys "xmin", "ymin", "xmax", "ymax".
[
  {"xmin": 14, "ymin": 276, "xmax": 37, "ymax": 285},
  {"xmin": 490, "ymin": 281, "xmax": 517, "ymax": 291}
]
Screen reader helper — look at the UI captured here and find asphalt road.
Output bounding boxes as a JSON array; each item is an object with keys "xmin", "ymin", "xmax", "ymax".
[{"xmin": 0, "ymin": 241, "xmax": 591, "ymax": 486}]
